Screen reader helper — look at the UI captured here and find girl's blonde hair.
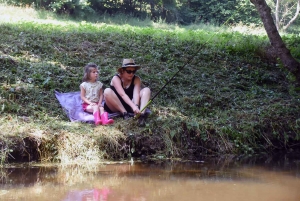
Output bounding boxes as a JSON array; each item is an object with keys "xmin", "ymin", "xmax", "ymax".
[{"xmin": 82, "ymin": 63, "xmax": 99, "ymax": 82}]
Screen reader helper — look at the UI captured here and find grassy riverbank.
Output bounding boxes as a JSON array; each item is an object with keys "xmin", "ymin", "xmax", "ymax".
[{"xmin": 1, "ymin": 5, "xmax": 300, "ymax": 165}]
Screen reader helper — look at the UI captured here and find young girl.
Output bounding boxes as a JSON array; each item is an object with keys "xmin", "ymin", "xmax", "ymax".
[{"xmin": 80, "ymin": 63, "xmax": 114, "ymax": 125}]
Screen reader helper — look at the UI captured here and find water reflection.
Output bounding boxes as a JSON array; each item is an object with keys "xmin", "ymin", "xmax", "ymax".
[
  {"xmin": 63, "ymin": 188, "xmax": 110, "ymax": 201},
  {"xmin": 0, "ymin": 154, "xmax": 300, "ymax": 201}
]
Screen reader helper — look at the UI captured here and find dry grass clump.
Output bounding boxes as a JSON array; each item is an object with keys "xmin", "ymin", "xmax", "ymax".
[
  {"xmin": 93, "ymin": 123, "xmax": 127, "ymax": 158},
  {"xmin": 57, "ymin": 131, "xmax": 102, "ymax": 164},
  {"xmin": 0, "ymin": 114, "xmax": 45, "ymax": 164},
  {"xmin": 0, "ymin": 113, "xmax": 128, "ymax": 165},
  {"xmin": 56, "ymin": 126, "xmax": 126, "ymax": 164}
]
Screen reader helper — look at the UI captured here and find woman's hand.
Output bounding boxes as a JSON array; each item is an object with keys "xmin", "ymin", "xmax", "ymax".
[
  {"xmin": 90, "ymin": 102, "xmax": 97, "ymax": 106},
  {"xmin": 132, "ymin": 105, "xmax": 140, "ymax": 115}
]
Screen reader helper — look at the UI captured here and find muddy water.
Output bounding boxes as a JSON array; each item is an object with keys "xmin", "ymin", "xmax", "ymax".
[{"xmin": 1, "ymin": 155, "xmax": 300, "ymax": 201}]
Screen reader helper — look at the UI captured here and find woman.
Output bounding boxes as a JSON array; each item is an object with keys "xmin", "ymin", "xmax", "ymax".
[{"xmin": 103, "ymin": 58, "xmax": 151, "ymax": 124}]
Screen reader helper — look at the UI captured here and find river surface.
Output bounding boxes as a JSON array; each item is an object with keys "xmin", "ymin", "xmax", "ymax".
[{"xmin": 1, "ymin": 155, "xmax": 300, "ymax": 201}]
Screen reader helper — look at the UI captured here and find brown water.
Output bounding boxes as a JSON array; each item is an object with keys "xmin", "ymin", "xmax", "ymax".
[{"xmin": 1, "ymin": 155, "xmax": 300, "ymax": 201}]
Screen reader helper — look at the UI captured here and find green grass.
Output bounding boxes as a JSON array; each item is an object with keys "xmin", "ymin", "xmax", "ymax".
[{"xmin": 0, "ymin": 4, "xmax": 300, "ymax": 165}]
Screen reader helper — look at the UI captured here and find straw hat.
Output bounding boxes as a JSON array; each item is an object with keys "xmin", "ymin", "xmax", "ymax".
[{"xmin": 118, "ymin": 59, "xmax": 141, "ymax": 72}]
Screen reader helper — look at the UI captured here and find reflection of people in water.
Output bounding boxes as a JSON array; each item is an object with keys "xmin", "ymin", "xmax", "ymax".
[{"xmin": 63, "ymin": 187, "xmax": 110, "ymax": 201}]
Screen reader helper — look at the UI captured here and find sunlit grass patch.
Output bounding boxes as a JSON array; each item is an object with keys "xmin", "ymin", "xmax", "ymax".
[
  {"xmin": 0, "ymin": 4, "xmax": 38, "ymax": 22},
  {"xmin": 0, "ymin": 4, "xmax": 71, "ymax": 24}
]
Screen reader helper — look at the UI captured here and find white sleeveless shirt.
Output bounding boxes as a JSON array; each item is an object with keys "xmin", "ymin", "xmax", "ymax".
[{"xmin": 80, "ymin": 81, "xmax": 103, "ymax": 103}]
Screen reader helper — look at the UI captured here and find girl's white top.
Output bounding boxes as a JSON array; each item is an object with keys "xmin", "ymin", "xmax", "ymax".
[{"xmin": 80, "ymin": 81, "xmax": 103, "ymax": 103}]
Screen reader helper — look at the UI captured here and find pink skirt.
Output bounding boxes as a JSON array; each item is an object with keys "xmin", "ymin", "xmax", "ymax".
[{"xmin": 82, "ymin": 102, "xmax": 99, "ymax": 111}]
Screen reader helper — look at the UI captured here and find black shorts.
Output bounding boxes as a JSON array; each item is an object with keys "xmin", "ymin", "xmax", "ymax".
[{"xmin": 103, "ymin": 101, "xmax": 133, "ymax": 113}]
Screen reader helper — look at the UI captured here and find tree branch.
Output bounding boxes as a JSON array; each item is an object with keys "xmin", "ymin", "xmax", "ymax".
[
  {"xmin": 283, "ymin": 0, "xmax": 300, "ymax": 30},
  {"xmin": 250, "ymin": 0, "xmax": 300, "ymax": 84}
]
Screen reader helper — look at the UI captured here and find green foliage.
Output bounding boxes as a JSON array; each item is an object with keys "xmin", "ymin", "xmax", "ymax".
[
  {"xmin": 283, "ymin": 34, "xmax": 300, "ymax": 60},
  {"xmin": 0, "ymin": 5, "xmax": 300, "ymax": 162},
  {"xmin": 2, "ymin": 0, "xmax": 263, "ymax": 26},
  {"xmin": 232, "ymin": 0, "xmax": 261, "ymax": 25}
]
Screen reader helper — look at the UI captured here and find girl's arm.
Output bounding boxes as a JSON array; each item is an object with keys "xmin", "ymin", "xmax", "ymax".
[
  {"xmin": 98, "ymin": 88, "xmax": 104, "ymax": 107},
  {"xmin": 112, "ymin": 76, "xmax": 139, "ymax": 112},
  {"xmin": 98, "ymin": 87, "xmax": 104, "ymax": 114}
]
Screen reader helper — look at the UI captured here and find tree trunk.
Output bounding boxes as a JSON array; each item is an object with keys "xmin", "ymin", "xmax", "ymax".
[
  {"xmin": 149, "ymin": 1, "xmax": 157, "ymax": 21},
  {"xmin": 250, "ymin": 0, "xmax": 300, "ymax": 84}
]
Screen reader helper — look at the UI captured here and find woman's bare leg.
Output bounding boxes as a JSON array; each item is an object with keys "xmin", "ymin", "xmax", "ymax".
[
  {"xmin": 104, "ymin": 88, "xmax": 127, "ymax": 113},
  {"xmin": 139, "ymin": 87, "xmax": 151, "ymax": 114}
]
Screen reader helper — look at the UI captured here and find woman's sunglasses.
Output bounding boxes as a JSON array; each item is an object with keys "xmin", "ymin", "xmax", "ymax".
[{"xmin": 124, "ymin": 69, "xmax": 136, "ymax": 74}]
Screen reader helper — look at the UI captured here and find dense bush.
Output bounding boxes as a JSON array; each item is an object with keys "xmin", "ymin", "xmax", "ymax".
[{"xmin": 2, "ymin": 0, "xmax": 261, "ymax": 25}]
